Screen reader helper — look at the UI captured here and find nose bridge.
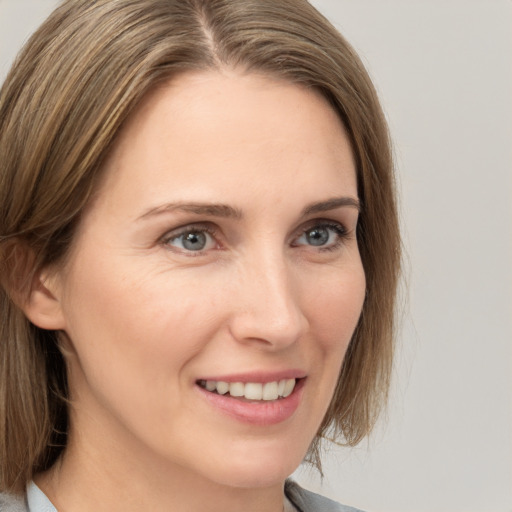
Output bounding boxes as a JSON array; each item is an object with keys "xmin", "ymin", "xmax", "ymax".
[{"xmin": 230, "ymin": 243, "xmax": 307, "ymax": 347}]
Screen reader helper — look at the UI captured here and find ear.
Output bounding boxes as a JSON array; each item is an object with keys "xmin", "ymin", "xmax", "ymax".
[
  {"xmin": 22, "ymin": 267, "xmax": 67, "ymax": 331},
  {"xmin": 3, "ymin": 241, "xmax": 67, "ymax": 330}
]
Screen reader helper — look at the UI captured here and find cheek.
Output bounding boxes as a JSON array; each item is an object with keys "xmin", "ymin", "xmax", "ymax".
[
  {"xmin": 287, "ymin": 261, "xmax": 366, "ymax": 447},
  {"xmin": 59, "ymin": 253, "xmax": 228, "ymax": 394},
  {"xmin": 59, "ymin": 265, "xmax": 226, "ymax": 456},
  {"xmin": 304, "ymin": 260, "xmax": 366, "ymax": 414},
  {"xmin": 309, "ymin": 262, "xmax": 366, "ymax": 350}
]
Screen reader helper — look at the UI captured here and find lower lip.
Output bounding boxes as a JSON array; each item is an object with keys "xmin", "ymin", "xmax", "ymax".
[{"xmin": 196, "ymin": 379, "xmax": 305, "ymax": 426}]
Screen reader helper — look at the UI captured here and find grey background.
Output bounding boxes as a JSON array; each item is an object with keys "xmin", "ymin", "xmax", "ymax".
[{"xmin": 1, "ymin": 1, "xmax": 511, "ymax": 511}]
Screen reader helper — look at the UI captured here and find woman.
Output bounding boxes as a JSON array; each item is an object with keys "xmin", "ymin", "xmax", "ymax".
[{"xmin": 0, "ymin": 0, "xmax": 400, "ymax": 510}]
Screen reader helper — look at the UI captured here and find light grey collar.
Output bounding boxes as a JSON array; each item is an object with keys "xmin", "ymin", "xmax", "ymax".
[{"xmin": 26, "ymin": 481, "xmax": 57, "ymax": 512}]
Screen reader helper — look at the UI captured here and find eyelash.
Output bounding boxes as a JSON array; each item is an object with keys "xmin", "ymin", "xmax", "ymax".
[
  {"xmin": 160, "ymin": 224, "xmax": 218, "ymax": 255},
  {"xmin": 293, "ymin": 222, "xmax": 349, "ymax": 252},
  {"xmin": 160, "ymin": 220, "xmax": 350, "ymax": 256}
]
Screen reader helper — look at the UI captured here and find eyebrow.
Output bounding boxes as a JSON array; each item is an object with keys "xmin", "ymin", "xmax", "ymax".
[
  {"xmin": 137, "ymin": 196, "xmax": 360, "ymax": 222},
  {"xmin": 301, "ymin": 196, "xmax": 361, "ymax": 216},
  {"xmin": 137, "ymin": 202, "xmax": 243, "ymax": 221}
]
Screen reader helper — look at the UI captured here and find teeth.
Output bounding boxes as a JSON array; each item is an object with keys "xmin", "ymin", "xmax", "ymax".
[
  {"xmin": 205, "ymin": 380, "xmax": 217, "ymax": 392},
  {"xmin": 202, "ymin": 378, "xmax": 297, "ymax": 401},
  {"xmin": 262, "ymin": 381, "xmax": 278, "ymax": 400},
  {"xmin": 244, "ymin": 383, "xmax": 263, "ymax": 400},
  {"xmin": 282, "ymin": 378, "xmax": 295, "ymax": 398},
  {"xmin": 216, "ymin": 381, "xmax": 229, "ymax": 395},
  {"xmin": 229, "ymin": 382, "xmax": 244, "ymax": 397}
]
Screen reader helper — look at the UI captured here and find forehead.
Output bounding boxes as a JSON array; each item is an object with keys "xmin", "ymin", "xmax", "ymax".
[{"xmin": 90, "ymin": 70, "xmax": 357, "ymax": 220}]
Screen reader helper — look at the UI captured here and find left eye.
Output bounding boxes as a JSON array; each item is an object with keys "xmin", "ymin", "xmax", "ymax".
[
  {"xmin": 295, "ymin": 223, "xmax": 346, "ymax": 248},
  {"xmin": 165, "ymin": 229, "xmax": 216, "ymax": 252}
]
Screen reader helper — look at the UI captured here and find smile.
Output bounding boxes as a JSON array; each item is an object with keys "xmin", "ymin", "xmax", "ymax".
[
  {"xmin": 197, "ymin": 379, "xmax": 296, "ymax": 401},
  {"xmin": 196, "ymin": 376, "xmax": 305, "ymax": 426}
]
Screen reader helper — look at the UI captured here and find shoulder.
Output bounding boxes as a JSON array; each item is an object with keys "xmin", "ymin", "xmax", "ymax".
[
  {"xmin": 0, "ymin": 492, "xmax": 28, "ymax": 512},
  {"xmin": 285, "ymin": 480, "xmax": 366, "ymax": 512}
]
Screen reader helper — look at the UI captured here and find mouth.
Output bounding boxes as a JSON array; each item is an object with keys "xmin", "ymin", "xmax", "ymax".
[
  {"xmin": 195, "ymin": 375, "xmax": 306, "ymax": 425},
  {"xmin": 196, "ymin": 378, "xmax": 298, "ymax": 402}
]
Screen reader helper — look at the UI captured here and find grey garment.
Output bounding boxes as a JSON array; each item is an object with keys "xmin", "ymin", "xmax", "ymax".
[
  {"xmin": 0, "ymin": 479, "xmax": 366, "ymax": 512},
  {"xmin": 0, "ymin": 481, "xmax": 55, "ymax": 512},
  {"xmin": 0, "ymin": 492, "xmax": 27, "ymax": 512},
  {"xmin": 285, "ymin": 480, "xmax": 365, "ymax": 512}
]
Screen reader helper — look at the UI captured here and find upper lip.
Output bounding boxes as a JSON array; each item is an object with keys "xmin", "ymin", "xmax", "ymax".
[{"xmin": 196, "ymin": 369, "xmax": 306, "ymax": 384}]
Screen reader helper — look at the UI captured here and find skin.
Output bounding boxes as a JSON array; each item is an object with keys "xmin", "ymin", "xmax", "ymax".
[{"xmin": 28, "ymin": 70, "xmax": 366, "ymax": 512}]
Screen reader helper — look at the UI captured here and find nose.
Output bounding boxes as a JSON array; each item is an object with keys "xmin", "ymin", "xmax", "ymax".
[{"xmin": 228, "ymin": 249, "xmax": 308, "ymax": 350}]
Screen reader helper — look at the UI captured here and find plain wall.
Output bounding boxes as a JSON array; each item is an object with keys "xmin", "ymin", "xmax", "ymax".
[{"xmin": 1, "ymin": 1, "xmax": 511, "ymax": 511}]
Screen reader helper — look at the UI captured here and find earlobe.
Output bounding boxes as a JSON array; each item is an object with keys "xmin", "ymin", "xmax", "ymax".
[
  {"xmin": 2, "ymin": 241, "xmax": 67, "ymax": 331},
  {"xmin": 23, "ymin": 269, "xmax": 67, "ymax": 331}
]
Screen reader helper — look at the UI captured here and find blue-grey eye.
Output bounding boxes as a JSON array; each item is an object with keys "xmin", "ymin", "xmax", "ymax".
[
  {"xmin": 167, "ymin": 230, "xmax": 215, "ymax": 251},
  {"xmin": 305, "ymin": 227, "xmax": 329, "ymax": 246},
  {"xmin": 295, "ymin": 224, "xmax": 344, "ymax": 248}
]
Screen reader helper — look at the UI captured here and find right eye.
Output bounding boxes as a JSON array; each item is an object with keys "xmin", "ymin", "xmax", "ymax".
[
  {"xmin": 163, "ymin": 226, "xmax": 217, "ymax": 253},
  {"xmin": 292, "ymin": 221, "xmax": 348, "ymax": 251}
]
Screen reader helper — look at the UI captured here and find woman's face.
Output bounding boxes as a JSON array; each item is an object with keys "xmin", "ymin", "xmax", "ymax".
[{"xmin": 50, "ymin": 71, "xmax": 365, "ymax": 488}]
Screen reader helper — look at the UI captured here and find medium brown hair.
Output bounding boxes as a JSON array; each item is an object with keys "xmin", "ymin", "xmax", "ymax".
[{"xmin": 0, "ymin": 0, "xmax": 400, "ymax": 492}]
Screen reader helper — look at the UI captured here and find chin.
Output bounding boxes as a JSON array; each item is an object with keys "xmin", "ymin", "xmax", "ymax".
[
  {"xmin": 209, "ymin": 463, "xmax": 296, "ymax": 490},
  {"xmin": 194, "ymin": 439, "xmax": 308, "ymax": 490}
]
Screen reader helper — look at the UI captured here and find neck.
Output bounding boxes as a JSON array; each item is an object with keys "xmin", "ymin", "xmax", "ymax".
[{"xmin": 35, "ymin": 426, "xmax": 286, "ymax": 512}]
